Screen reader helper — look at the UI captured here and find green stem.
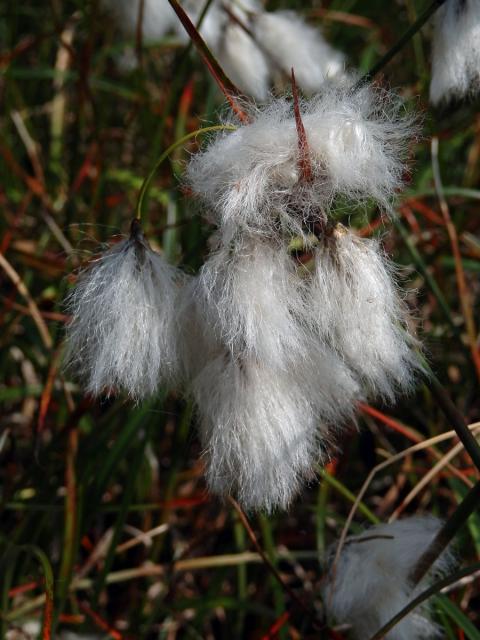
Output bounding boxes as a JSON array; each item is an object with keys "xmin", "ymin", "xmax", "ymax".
[
  {"xmin": 134, "ymin": 124, "xmax": 236, "ymax": 220},
  {"xmin": 355, "ymin": 0, "xmax": 447, "ymax": 89}
]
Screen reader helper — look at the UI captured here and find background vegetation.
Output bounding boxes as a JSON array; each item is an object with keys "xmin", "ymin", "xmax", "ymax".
[{"xmin": 1, "ymin": 0, "xmax": 479, "ymax": 638}]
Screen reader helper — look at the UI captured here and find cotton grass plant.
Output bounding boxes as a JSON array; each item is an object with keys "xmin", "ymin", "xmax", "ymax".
[
  {"xmin": 65, "ymin": 68, "xmax": 421, "ymax": 511},
  {"xmin": 3, "ymin": 0, "xmax": 480, "ymax": 638}
]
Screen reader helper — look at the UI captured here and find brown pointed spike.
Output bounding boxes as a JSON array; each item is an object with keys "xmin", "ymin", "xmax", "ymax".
[
  {"xmin": 291, "ymin": 68, "xmax": 313, "ymax": 183},
  {"xmin": 167, "ymin": 0, "xmax": 251, "ymax": 124}
]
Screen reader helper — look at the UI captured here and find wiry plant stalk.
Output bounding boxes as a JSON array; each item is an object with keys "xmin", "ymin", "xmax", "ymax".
[
  {"xmin": 354, "ymin": 0, "xmax": 447, "ymax": 89},
  {"xmin": 410, "ymin": 480, "xmax": 480, "ymax": 586}
]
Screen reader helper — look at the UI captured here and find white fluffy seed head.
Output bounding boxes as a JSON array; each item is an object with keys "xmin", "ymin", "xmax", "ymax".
[
  {"xmin": 64, "ymin": 225, "xmax": 183, "ymax": 402},
  {"xmin": 180, "ymin": 232, "xmax": 364, "ymax": 511},
  {"xmin": 322, "ymin": 516, "xmax": 456, "ymax": 640},
  {"xmin": 252, "ymin": 10, "xmax": 346, "ymax": 94},
  {"xmin": 309, "ymin": 226, "xmax": 419, "ymax": 402},
  {"xmin": 430, "ymin": 0, "xmax": 480, "ymax": 105},
  {"xmin": 193, "ymin": 232, "xmax": 309, "ymax": 369},
  {"xmin": 191, "ymin": 346, "xmax": 362, "ymax": 512},
  {"xmin": 186, "ymin": 85, "xmax": 416, "ymax": 237},
  {"xmin": 191, "ymin": 353, "xmax": 323, "ymax": 512}
]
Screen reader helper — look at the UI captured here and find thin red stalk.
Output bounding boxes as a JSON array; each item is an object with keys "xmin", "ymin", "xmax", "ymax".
[
  {"xmin": 261, "ymin": 611, "xmax": 291, "ymax": 639},
  {"xmin": 359, "ymin": 402, "xmax": 422, "ymax": 443},
  {"xmin": 167, "ymin": 0, "xmax": 250, "ymax": 124},
  {"xmin": 228, "ymin": 497, "xmax": 316, "ymax": 621}
]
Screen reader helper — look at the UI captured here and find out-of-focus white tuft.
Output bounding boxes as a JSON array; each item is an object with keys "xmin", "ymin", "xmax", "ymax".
[
  {"xmin": 430, "ymin": 0, "xmax": 480, "ymax": 105},
  {"xmin": 186, "ymin": 85, "xmax": 416, "ymax": 237},
  {"xmin": 102, "ymin": 0, "xmax": 347, "ymax": 100},
  {"xmin": 102, "ymin": 0, "xmax": 179, "ymax": 43},
  {"xmin": 252, "ymin": 10, "xmax": 346, "ymax": 94},
  {"xmin": 309, "ymin": 225, "xmax": 419, "ymax": 402},
  {"xmin": 64, "ymin": 223, "xmax": 182, "ymax": 402},
  {"xmin": 217, "ymin": 23, "xmax": 270, "ymax": 102},
  {"xmin": 323, "ymin": 516, "xmax": 456, "ymax": 640}
]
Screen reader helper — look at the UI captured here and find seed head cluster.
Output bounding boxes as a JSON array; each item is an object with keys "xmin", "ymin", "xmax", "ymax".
[{"xmin": 65, "ymin": 81, "xmax": 420, "ymax": 512}]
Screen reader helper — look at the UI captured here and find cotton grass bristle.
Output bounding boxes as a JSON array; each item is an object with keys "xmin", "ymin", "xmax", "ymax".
[
  {"xmin": 309, "ymin": 225, "xmax": 420, "ymax": 402},
  {"xmin": 190, "ymin": 343, "xmax": 362, "ymax": 512},
  {"xmin": 186, "ymin": 84, "xmax": 416, "ymax": 237},
  {"xmin": 64, "ymin": 221, "xmax": 183, "ymax": 402},
  {"xmin": 191, "ymin": 353, "xmax": 322, "ymax": 512},
  {"xmin": 323, "ymin": 516, "xmax": 456, "ymax": 640},
  {"xmin": 430, "ymin": 0, "xmax": 480, "ymax": 105}
]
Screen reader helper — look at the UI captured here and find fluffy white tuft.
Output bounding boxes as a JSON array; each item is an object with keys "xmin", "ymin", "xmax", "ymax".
[
  {"xmin": 190, "ymin": 343, "xmax": 362, "ymax": 512},
  {"xmin": 180, "ymin": 233, "xmax": 364, "ymax": 511},
  {"xmin": 252, "ymin": 10, "xmax": 346, "ymax": 94},
  {"xmin": 103, "ymin": 0, "xmax": 346, "ymax": 99},
  {"xmin": 430, "ymin": 0, "xmax": 480, "ymax": 105},
  {"xmin": 193, "ymin": 233, "xmax": 308, "ymax": 369},
  {"xmin": 64, "ymin": 226, "xmax": 182, "ymax": 401},
  {"xmin": 309, "ymin": 225, "xmax": 419, "ymax": 402},
  {"xmin": 323, "ymin": 516, "xmax": 456, "ymax": 640},
  {"xmin": 191, "ymin": 353, "xmax": 322, "ymax": 512},
  {"xmin": 186, "ymin": 85, "xmax": 415, "ymax": 237}
]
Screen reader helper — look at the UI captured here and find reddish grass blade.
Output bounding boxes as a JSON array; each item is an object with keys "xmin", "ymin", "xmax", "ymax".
[
  {"xmin": 167, "ymin": 0, "xmax": 250, "ymax": 123},
  {"xmin": 78, "ymin": 601, "xmax": 125, "ymax": 640},
  {"xmin": 291, "ymin": 68, "xmax": 313, "ymax": 184},
  {"xmin": 260, "ymin": 611, "xmax": 291, "ymax": 639},
  {"xmin": 359, "ymin": 402, "xmax": 422, "ymax": 443}
]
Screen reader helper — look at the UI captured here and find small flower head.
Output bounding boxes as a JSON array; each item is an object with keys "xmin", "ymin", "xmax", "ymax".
[
  {"xmin": 186, "ymin": 84, "xmax": 416, "ymax": 238},
  {"xmin": 309, "ymin": 225, "xmax": 420, "ymax": 402},
  {"xmin": 64, "ymin": 220, "xmax": 182, "ymax": 402},
  {"xmin": 323, "ymin": 516, "xmax": 456, "ymax": 640}
]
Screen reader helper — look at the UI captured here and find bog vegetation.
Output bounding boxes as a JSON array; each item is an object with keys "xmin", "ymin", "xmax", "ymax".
[{"xmin": 0, "ymin": 1, "xmax": 479, "ymax": 639}]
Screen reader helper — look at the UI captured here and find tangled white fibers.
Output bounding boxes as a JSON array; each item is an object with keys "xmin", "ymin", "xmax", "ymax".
[
  {"xmin": 323, "ymin": 516, "xmax": 456, "ymax": 640},
  {"xmin": 186, "ymin": 85, "xmax": 416, "ymax": 237},
  {"xmin": 64, "ymin": 220, "xmax": 183, "ymax": 402},
  {"xmin": 310, "ymin": 224, "xmax": 419, "ymax": 402}
]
